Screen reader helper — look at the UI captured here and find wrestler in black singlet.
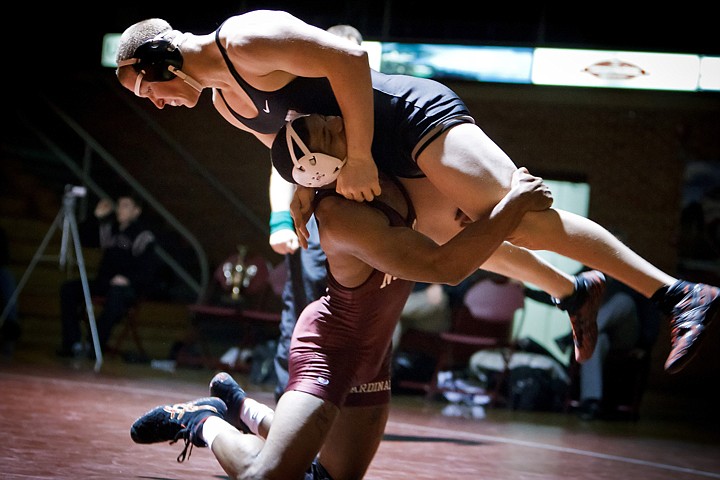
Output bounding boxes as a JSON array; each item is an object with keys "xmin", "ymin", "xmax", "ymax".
[
  {"xmin": 214, "ymin": 24, "xmax": 340, "ymax": 135},
  {"xmin": 214, "ymin": 23, "xmax": 473, "ymax": 179}
]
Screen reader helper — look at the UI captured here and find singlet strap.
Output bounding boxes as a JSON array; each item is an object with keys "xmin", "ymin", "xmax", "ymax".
[{"xmin": 214, "ymin": 21, "xmax": 254, "ymax": 95}]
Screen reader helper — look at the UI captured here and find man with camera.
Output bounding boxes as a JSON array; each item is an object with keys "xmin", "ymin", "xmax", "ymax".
[{"xmin": 56, "ymin": 192, "xmax": 158, "ymax": 358}]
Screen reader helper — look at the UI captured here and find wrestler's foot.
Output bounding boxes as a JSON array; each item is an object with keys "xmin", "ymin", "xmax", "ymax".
[
  {"xmin": 130, "ymin": 396, "xmax": 226, "ymax": 462},
  {"xmin": 209, "ymin": 371, "xmax": 251, "ymax": 433},
  {"xmin": 555, "ymin": 270, "xmax": 606, "ymax": 363},
  {"xmin": 663, "ymin": 281, "xmax": 720, "ymax": 374}
]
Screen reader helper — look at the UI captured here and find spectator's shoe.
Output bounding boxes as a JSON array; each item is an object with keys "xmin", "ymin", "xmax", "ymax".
[
  {"xmin": 664, "ymin": 281, "xmax": 720, "ymax": 374},
  {"xmin": 555, "ymin": 270, "xmax": 606, "ymax": 363},
  {"xmin": 130, "ymin": 397, "xmax": 226, "ymax": 462},
  {"xmin": 209, "ymin": 372, "xmax": 251, "ymax": 434}
]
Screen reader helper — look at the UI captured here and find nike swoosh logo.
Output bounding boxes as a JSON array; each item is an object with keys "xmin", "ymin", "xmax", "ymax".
[{"xmin": 262, "ymin": 100, "xmax": 270, "ymax": 114}]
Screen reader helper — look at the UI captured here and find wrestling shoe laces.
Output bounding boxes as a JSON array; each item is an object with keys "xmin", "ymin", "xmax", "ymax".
[
  {"xmin": 209, "ymin": 371, "xmax": 251, "ymax": 434},
  {"xmin": 130, "ymin": 396, "xmax": 227, "ymax": 462},
  {"xmin": 555, "ymin": 270, "xmax": 605, "ymax": 363},
  {"xmin": 664, "ymin": 281, "xmax": 720, "ymax": 374}
]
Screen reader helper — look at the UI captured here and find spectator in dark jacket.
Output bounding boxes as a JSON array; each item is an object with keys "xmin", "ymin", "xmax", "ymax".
[{"xmin": 57, "ymin": 193, "xmax": 158, "ymax": 357}]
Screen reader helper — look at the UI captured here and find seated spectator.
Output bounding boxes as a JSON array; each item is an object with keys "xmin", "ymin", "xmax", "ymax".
[
  {"xmin": 56, "ymin": 193, "xmax": 158, "ymax": 357},
  {"xmin": 526, "ymin": 267, "xmax": 661, "ymax": 420},
  {"xmin": 392, "ymin": 282, "xmax": 452, "ymax": 351},
  {"xmin": 575, "ymin": 275, "xmax": 661, "ymax": 420}
]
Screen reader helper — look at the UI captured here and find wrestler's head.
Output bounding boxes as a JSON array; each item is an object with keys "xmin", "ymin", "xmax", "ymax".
[
  {"xmin": 271, "ymin": 115, "xmax": 347, "ymax": 188},
  {"xmin": 115, "ymin": 19, "xmax": 202, "ymax": 108}
]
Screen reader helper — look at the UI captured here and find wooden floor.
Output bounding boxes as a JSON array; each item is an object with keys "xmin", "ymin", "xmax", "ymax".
[{"xmin": 1, "ymin": 340, "xmax": 719, "ymax": 480}]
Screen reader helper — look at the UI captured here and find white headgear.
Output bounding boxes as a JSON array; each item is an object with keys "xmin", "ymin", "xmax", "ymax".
[{"xmin": 286, "ymin": 116, "xmax": 346, "ymax": 187}]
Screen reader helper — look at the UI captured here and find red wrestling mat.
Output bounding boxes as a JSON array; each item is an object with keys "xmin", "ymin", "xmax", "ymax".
[{"xmin": 1, "ymin": 361, "xmax": 719, "ymax": 480}]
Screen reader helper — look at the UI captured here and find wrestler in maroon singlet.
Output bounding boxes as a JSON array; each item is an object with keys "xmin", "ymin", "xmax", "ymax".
[{"xmin": 286, "ymin": 182, "xmax": 416, "ymax": 408}]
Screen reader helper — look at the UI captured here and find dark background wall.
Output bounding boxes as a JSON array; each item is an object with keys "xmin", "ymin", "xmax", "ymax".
[{"xmin": 8, "ymin": 2, "xmax": 719, "ymax": 72}]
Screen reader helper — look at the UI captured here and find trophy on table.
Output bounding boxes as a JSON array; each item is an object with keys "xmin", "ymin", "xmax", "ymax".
[{"xmin": 221, "ymin": 244, "xmax": 258, "ymax": 306}]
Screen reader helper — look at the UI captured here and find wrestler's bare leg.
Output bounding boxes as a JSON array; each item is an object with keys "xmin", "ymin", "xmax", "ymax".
[
  {"xmin": 209, "ymin": 391, "xmax": 387, "ymax": 480},
  {"xmin": 401, "ymin": 176, "xmax": 575, "ymax": 298},
  {"xmin": 211, "ymin": 391, "xmax": 336, "ymax": 479},
  {"xmin": 416, "ymin": 123, "xmax": 676, "ymax": 298},
  {"xmin": 318, "ymin": 403, "xmax": 390, "ymax": 479}
]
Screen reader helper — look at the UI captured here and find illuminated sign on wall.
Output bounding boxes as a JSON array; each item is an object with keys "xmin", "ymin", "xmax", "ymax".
[
  {"xmin": 380, "ymin": 43, "xmax": 533, "ymax": 84},
  {"xmin": 532, "ymin": 48, "xmax": 702, "ymax": 92},
  {"xmin": 700, "ymin": 56, "xmax": 720, "ymax": 91},
  {"xmin": 101, "ymin": 34, "xmax": 121, "ymax": 68}
]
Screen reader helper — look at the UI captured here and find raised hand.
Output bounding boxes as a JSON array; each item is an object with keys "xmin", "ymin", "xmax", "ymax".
[
  {"xmin": 335, "ymin": 155, "xmax": 381, "ymax": 202},
  {"xmin": 511, "ymin": 167, "xmax": 554, "ymax": 211},
  {"xmin": 290, "ymin": 186, "xmax": 317, "ymax": 249}
]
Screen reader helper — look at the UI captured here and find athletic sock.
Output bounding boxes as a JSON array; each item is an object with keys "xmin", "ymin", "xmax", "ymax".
[
  {"xmin": 553, "ymin": 275, "xmax": 585, "ymax": 312},
  {"xmin": 240, "ymin": 398, "xmax": 274, "ymax": 436},
  {"xmin": 201, "ymin": 415, "xmax": 236, "ymax": 450},
  {"xmin": 650, "ymin": 283, "xmax": 677, "ymax": 315}
]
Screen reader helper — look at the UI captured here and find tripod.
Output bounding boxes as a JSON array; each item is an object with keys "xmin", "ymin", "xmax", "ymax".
[{"xmin": 0, "ymin": 186, "xmax": 103, "ymax": 371}]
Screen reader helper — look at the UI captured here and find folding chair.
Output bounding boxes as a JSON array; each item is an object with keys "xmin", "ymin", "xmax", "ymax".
[{"xmin": 402, "ymin": 276, "xmax": 525, "ymax": 406}]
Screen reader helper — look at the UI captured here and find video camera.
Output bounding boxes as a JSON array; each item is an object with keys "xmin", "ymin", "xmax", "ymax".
[{"xmin": 64, "ymin": 185, "xmax": 87, "ymax": 198}]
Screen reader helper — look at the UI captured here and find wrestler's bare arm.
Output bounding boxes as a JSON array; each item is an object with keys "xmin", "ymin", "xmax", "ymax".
[
  {"xmin": 220, "ymin": 11, "xmax": 378, "ymax": 200},
  {"xmin": 318, "ymin": 169, "xmax": 552, "ymax": 286}
]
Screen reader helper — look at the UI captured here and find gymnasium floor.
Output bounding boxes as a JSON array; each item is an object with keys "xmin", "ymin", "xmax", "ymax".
[{"xmin": 1, "ymin": 343, "xmax": 719, "ymax": 480}]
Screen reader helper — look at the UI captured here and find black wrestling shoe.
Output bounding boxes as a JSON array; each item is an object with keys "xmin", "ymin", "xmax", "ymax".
[
  {"xmin": 664, "ymin": 281, "xmax": 720, "ymax": 374},
  {"xmin": 209, "ymin": 372, "xmax": 251, "ymax": 434},
  {"xmin": 130, "ymin": 396, "xmax": 226, "ymax": 462},
  {"xmin": 555, "ymin": 270, "xmax": 605, "ymax": 363}
]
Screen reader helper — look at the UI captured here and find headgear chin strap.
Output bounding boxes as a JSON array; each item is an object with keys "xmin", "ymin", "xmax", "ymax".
[
  {"xmin": 117, "ymin": 32, "xmax": 202, "ymax": 95},
  {"xmin": 286, "ymin": 116, "xmax": 346, "ymax": 187}
]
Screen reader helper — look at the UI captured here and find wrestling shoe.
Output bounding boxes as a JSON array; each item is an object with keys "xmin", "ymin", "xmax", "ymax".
[
  {"xmin": 130, "ymin": 396, "xmax": 226, "ymax": 462},
  {"xmin": 555, "ymin": 270, "xmax": 606, "ymax": 363},
  {"xmin": 663, "ymin": 281, "xmax": 720, "ymax": 374},
  {"xmin": 209, "ymin": 371, "xmax": 251, "ymax": 434}
]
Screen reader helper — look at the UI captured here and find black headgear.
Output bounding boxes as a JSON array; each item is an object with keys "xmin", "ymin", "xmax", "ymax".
[
  {"xmin": 118, "ymin": 36, "xmax": 182, "ymax": 82},
  {"xmin": 117, "ymin": 32, "xmax": 202, "ymax": 94}
]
